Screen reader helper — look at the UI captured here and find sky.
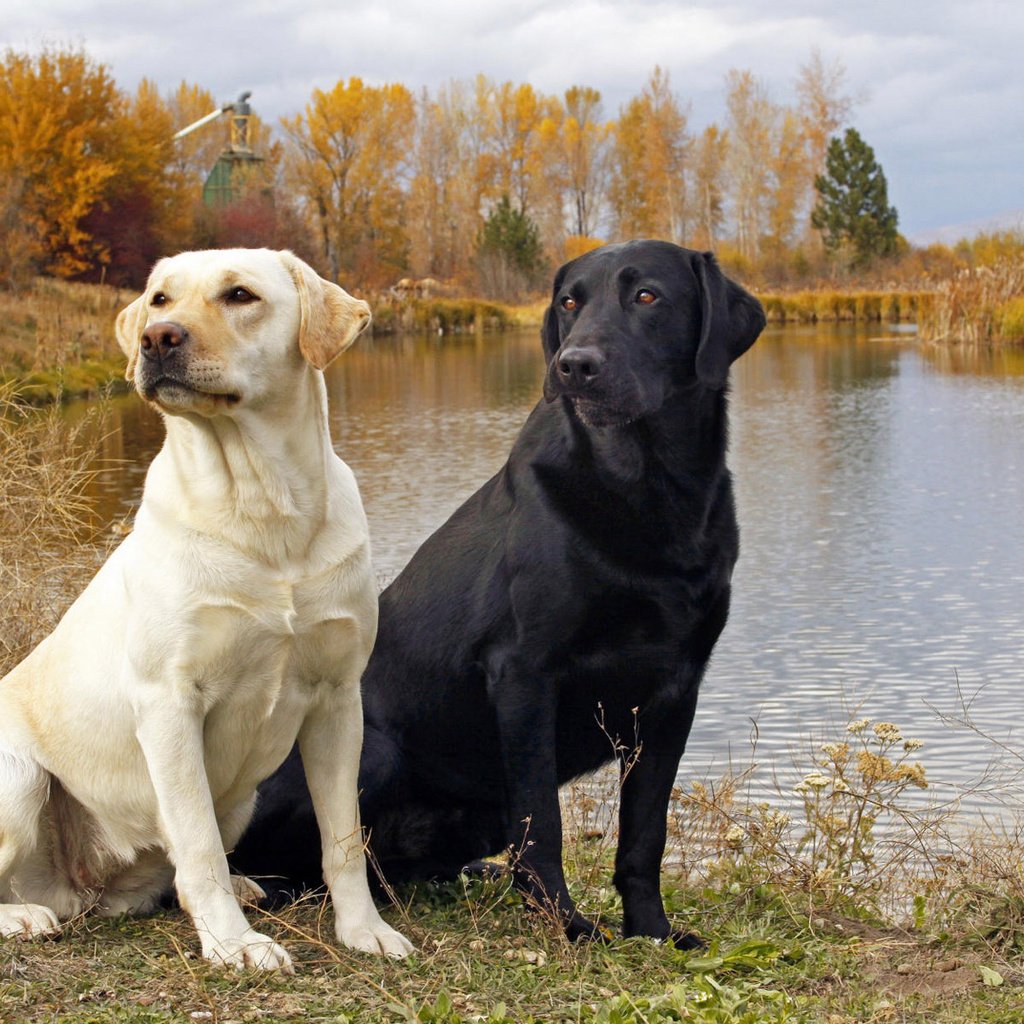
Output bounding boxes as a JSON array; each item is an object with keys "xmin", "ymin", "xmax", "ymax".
[{"xmin": 2, "ymin": 0, "xmax": 1022, "ymax": 242}]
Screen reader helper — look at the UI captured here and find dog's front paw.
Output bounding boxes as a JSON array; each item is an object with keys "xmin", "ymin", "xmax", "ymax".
[
  {"xmin": 664, "ymin": 928, "xmax": 706, "ymax": 950},
  {"xmin": 203, "ymin": 930, "xmax": 294, "ymax": 973},
  {"xmin": 336, "ymin": 915, "xmax": 414, "ymax": 958},
  {"xmin": 0, "ymin": 903, "xmax": 61, "ymax": 939}
]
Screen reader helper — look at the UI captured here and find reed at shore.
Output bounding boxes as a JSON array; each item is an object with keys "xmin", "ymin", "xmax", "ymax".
[
  {"xmin": 916, "ymin": 260, "xmax": 1024, "ymax": 345},
  {"xmin": 757, "ymin": 288, "xmax": 931, "ymax": 325}
]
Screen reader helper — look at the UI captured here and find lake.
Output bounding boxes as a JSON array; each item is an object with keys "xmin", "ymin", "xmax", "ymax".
[{"xmin": 71, "ymin": 324, "xmax": 1024, "ymax": 821}]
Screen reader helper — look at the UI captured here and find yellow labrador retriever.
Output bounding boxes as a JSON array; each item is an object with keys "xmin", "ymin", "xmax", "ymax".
[{"xmin": 0, "ymin": 249, "xmax": 412, "ymax": 970}]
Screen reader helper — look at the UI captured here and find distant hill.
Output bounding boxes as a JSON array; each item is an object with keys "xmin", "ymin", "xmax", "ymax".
[{"xmin": 911, "ymin": 209, "xmax": 1024, "ymax": 246}]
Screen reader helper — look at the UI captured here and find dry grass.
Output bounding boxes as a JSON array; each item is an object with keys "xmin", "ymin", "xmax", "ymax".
[
  {"xmin": 0, "ymin": 277, "xmax": 131, "ymax": 403},
  {"xmin": 0, "ymin": 383, "xmax": 111, "ymax": 672},
  {"xmin": 758, "ymin": 289, "xmax": 932, "ymax": 324},
  {"xmin": 369, "ymin": 296, "xmax": 522, "ymax": 336},
  {"xmin": 918, "ymin": 259, "xmax": 1024, "ymax": 344}
]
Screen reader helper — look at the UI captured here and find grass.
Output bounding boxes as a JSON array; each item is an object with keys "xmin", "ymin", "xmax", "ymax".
[
  {"xmin": 3, "ymin": 777, "xmax": 1024, "ymax": 1023},
  {"xmin": 0, "ymin": 383, "xmax": 114, "ymax": 667},
  {"xmin": 369, "ymin": 297, "xmax": 526, "ymax": 335},
  {"xmin": 0, "ymin": 277, "xmax": 132, "ymax": 404}
]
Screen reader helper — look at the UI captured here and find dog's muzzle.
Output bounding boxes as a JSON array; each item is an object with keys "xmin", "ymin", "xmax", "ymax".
[
  {"xmin": 544, "ymin": 344, "xmax": 606, "ymax": 401},
  {"xmin": 138, "ymin": 320, "xmax": 190, "ymax": 393},
  {"xmin": 141, "ymin": 320, "xmax": 189, "ymax": 365},
  {"xmin": 136, "ymin": 321, "xmax": 236, "ymax": 407}
]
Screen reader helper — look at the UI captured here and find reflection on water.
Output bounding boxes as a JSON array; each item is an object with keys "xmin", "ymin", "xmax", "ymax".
[
  {"xmin": 724, "ymin": 328, "xmax": 1024, "ymax": 818},
  {"xmin": 75, "ymin": 324, "xmax": 1024, "ymax": 819}
]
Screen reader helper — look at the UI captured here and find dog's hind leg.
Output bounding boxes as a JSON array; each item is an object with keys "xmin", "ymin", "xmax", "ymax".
[
  {"xmin": 97, "ymin": 848, "xmax": 173, "ymax": 918},
  {"xmin": 0, "ymin": 751, "xmax": 61, "ymax": 938},
  {"xmin": 217, "ymin": 795, "xmax": 269, "ymax": 907},
  {"xmin": 485, "ymin": 650, "xmax": 604, "ymax": 941}
]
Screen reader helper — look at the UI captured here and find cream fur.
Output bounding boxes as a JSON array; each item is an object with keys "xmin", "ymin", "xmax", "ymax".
[{"xmin": 0, "ymin": 249, "xmax": 411, "ymax": 970}]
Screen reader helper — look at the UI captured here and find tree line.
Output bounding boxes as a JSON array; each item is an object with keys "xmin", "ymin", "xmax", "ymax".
[{"xmin": 1, "ymin": 44, "xmax": 907, "ymax": 297}]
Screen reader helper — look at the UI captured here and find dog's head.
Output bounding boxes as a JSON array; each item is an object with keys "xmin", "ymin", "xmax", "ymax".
[
  {"xmin": 115, "ymin": 249, "xmax": 370, "ymax": 417},
  {"xmin": 541, "ymin": 240, "xmax": 765, "ymax": 426}
]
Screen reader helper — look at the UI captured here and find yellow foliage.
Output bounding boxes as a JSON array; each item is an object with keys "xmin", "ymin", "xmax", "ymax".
[
  {"xmin": 0, "ymin": 46, "xmax": 121, "ymax": 276},
  {"xmin": 564, "ymin": 236, "xmax": 605, "ymax": 262},
  {"xmin": 282, "ymin": 76, "xmax": 415, "ymax": 287},
  {"xmin": 609, "ymin": 67, "xmax": 687, "ymax": 243}
]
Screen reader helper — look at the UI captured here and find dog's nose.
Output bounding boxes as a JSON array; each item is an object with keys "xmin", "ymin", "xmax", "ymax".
[
  {"xmin": 141, "ymin": 321, "xmax": 188, "ymax": 361},
  {"xmin": 556, "ymin": 346, "xmax": 605, "ymax": 390}
]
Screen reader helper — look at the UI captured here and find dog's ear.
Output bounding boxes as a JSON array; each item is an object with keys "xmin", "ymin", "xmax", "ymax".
[
  {"xmin": 541, "ymin": 261, "xmax": 571, "ymax": 361},
  {"xmin": 115, "ymin": 293, "xmax": 148, "ymax": 382},
  {"xmin": 692, "ymin": 251, "xmax": 766, "ymax": 391},
  {"xmin": 280, "ymin": 252, "xmax": 371, "ymax": 370}
]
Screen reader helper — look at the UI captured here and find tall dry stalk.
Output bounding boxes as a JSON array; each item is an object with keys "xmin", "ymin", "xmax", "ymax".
[
  {"xmin": 0, "ymin": 384, "xmax": 109, "ymax": 673},
  {"xmin": 918, "ymin": 258, "xmax": 1024, "ymax": 343}
]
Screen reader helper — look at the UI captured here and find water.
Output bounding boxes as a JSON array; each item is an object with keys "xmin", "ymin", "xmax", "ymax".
[{"xmin": 72, "ymin": 324, "xmax": 1024, "ymax": 821}]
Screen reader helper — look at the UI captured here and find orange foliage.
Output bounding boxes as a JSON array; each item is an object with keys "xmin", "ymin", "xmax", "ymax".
[{"xmin": 0, "ymin": 46, "xmax": 121, "ymax": 277}]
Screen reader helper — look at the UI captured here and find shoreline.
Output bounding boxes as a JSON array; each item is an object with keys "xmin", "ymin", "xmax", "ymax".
[{"xmin": 11, "ymin": 280, "xmax": 1024, "ymax": 406}]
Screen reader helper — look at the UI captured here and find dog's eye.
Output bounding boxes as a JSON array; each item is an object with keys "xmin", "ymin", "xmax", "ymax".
[
  {"xmin": 226, "ymin": 286, "xmax": 258, "ymax": 304},
  {"xmin": 636, "ymin": 289, "xmax": 657, "ymax": 305},
  {"xmin": 560, "ymin": 296, "xmax": 577, "ymax": 312},
  {"xmin": 151, "ymin": 292, "xmax": 167, "ymax": 307}
]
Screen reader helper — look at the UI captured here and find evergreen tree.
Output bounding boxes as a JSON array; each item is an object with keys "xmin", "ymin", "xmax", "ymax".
[
  {"xmin": 811, "ymin": 127, "xmax": 899, "ymax": 267},
  {"xmin": 475, "ymin": 194, "xmax": 545, "ymax": 300}
]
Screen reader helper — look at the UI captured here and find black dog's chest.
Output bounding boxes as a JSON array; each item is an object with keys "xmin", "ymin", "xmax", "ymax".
[{"xmin": 568, "ymin": 588, "xmax": 666, "ymax": 657}]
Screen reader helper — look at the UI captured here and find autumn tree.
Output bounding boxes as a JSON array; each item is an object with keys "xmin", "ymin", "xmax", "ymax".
[
  {"xmin": 0, "ymin": 46, "xmax": 122, "ymax": 278},
  {"xmin": 407, "ymin": 82, "xmax": 495, "ymax": 282},
  {"xmin": 723, "ymin": 69, "xmax": 774, "ymax": 264},
  {"xmin": 796, "ymin": 49, "xmax": 854, "ymax": 253},
  {"xmin": 609, "ymin": 67, "xmax": 690, "ymax": 242},
  {"xmin": 690, "ymin": 124, "xmax": 728, "ymax": 250},
  {"xmin": 0, "ymin": 173, "xmax": 42, "ymax": 290},
  {"xmin": 80, "ymin": 78, "xmax": 178, "ymax": 285},
  {"xmin": 811, "ymin": 127, "xmax": 899, "ymax": 269},
  {"xmin": 796, "ymin": 50, "xmax": 853, "ymax": 195},
  {"xmin": 761, "ymin": 108, "xmax": 807, "ymax": 271},
  {"xmin": 550, "ymin": 85, "xmax": 609, "ymax": 244},
  {"xmin": 487, "ymin": 82, "xmax": 552, "ymax": 216},
  {"xmin": 282, "ymin": 77, "xmax": 415, "ymax": 287}
]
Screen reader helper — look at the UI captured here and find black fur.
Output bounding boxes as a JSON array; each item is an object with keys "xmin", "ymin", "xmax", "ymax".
[{"xmin": 233, "ymin": 240, "xmax": 765, "ymax": 943}]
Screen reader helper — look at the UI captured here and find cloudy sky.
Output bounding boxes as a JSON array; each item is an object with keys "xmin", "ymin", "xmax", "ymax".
[{"xmin": 3, "ymin": 0, "xmax": 1021, "ymax": 240}]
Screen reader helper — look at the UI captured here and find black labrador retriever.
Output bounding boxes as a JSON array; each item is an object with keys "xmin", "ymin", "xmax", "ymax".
[{"xmin": 233, "ymin": 240, "xmax": 765, "ymax": 945}]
